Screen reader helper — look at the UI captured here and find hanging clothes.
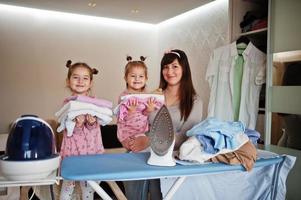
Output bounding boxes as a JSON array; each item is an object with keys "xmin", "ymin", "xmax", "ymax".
[{"xmin": 206, "ymin": 42, "xmax": 266, "ymax": 129}]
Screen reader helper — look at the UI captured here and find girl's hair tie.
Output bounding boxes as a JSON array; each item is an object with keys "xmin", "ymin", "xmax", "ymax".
[
  {"xmin": 66, "ymin": 60, "xmax": 72, "ymax": 68},
  {"xmin": 126, "ymin": 55, "xmax": 147, "ymax": 62},
  {"xmin": 140, "ymin": 56, "xmax": 146, "ymax": 62},
  {"xmin": 126, "ymin": 55, "xmax": 132, "ymax": 62},
  {"xmin": 92, "ymin": 68, "xmax": 99, "ymax": 75}
]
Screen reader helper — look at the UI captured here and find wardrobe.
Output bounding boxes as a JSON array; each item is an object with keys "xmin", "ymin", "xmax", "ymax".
[
  {"xmin": 229, "ymin": 0, "xmax": 301, "ymax": 146},
  {"xmin": 229, "ymin": 0, "xmax": 301, "ymax": 199}
]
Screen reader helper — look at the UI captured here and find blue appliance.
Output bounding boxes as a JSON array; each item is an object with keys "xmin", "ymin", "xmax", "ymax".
[{"xmin": 5, "ymin": 115, "xmax": 56, "ymax": 161}]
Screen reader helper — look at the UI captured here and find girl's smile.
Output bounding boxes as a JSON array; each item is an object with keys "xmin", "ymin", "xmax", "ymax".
[
  {"xmin": 67, "ymin": 67, "xmax": 93, "ymax": 95},
  {"xmin": 125, "ymin": 66, "xmax": 147, "ymax": 92}
]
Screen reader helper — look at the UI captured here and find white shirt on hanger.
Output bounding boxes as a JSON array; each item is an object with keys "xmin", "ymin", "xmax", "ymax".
[{"xmin": 206, "ymin": 42, "xmax": 266, "ymax": 129}]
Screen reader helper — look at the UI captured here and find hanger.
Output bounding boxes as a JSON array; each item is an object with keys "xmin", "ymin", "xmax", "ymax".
[{"xmin": 236, "ymin": 36, "xmax": 250, "ymax": 45}]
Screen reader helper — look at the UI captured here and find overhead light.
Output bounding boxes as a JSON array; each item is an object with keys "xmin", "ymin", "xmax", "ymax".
[
  {"xmin": 0, "ymin": 4, "xmax": 155, "ymax": 28},
  {"xmin": 131, "ymin": 9, "xmax": 139, "ymax": 14},
  {"xmin": 88, "ymin": 2, "xmax": 96, "ymax": 8}
]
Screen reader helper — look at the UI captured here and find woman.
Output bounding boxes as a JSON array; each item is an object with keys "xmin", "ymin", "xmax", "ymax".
[
  {"xmin": 144, "ymin": 49, "xmax": 203, "ymax": 199},
  {"xmin": 151, "ymin": 49, "xmax": 203, "ymax": 150}
]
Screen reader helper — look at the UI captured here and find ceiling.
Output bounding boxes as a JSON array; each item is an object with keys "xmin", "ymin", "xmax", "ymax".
[{"xmin": 0, "ymin": 0, "xmax": 214, "ymax": 24}]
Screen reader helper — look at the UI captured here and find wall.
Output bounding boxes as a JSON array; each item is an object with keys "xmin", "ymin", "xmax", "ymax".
[
  {"xmin": 158, "ymin": 0, "xmax": 229, "ymax": 118},
  {"xmin": 0, "ymin": 0, "xmax": 229, "ymax": 133},
  {"xmin": 0, "ymin": 5, "xmax": 158, "ymax": 133}
]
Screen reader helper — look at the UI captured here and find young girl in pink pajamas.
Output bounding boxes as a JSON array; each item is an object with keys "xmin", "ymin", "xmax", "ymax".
[
  {"xmin": 117, "ymin": 56, "xmax": 163, "ymax": 200},
  {"xmin": 117, "ymin": 56, "xmax": 158, "ymax": 152},
  {"xmin": 59, "ymin": 60, "xmax": 102, "ymax": 200}
]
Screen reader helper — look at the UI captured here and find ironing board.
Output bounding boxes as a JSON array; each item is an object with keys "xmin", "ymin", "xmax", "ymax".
[{"xmin": 61, "ymin": 151, "xmax": 286, "ymax": 200}]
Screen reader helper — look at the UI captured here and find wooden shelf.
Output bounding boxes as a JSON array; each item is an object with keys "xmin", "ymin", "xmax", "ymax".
[
  {"xmin": 239, "ymin": 27, "xmax": 267, "ymax": 36},
  {"xmin": 273, "ymin": 50, "xmax": 301, "ymax": 63}
]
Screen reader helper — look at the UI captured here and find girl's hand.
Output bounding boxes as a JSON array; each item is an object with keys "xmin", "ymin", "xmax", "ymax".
[
  {"xmin": 145, "ymin": 97, "xmax": 156, "ymax": 114},
  {"xmin": 127, "ymin": 99, "xmax": 138, "ymax": 114},
  {"xmin": 86, "ymin": 114, "xmax": 97, "ymax": 125},
  {"xmin": 128, "ymin": 136, "xmax": 149, "ymax": 152},
  {"xmin": 75, "ymin": 114, "xmax": 85, "ymax": 128}
]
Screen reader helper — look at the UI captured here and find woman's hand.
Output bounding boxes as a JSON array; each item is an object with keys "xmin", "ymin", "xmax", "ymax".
[
  {"xmin": 86, "ymin": 114, "xmax": 97, "ymax": 125},
  {"xmin": 121, "ymin": 138, "xmax": 132, "ymax": 151},
  {"xmin": 127, "ymin": 99, "xmax": 138, "ymax": 114},
  {"xmin": 128, "ymin": 136, "xmax": 149, "ymax": 152},
  {"xmin": 75, "ymin": 114, "xmax": 85, "ymax": 128}
]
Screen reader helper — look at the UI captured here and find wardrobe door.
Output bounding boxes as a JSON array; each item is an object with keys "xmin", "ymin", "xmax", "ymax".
[
  {"xmin": 266, "ymin": 1, "xmax": 301, "ymax": 199},
  {"xmin": 266, "ymin": 0, "xmax": 301, "ymax": 148}
]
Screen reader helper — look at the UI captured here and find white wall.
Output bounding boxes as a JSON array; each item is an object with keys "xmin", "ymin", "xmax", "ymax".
[
  {"xmin": 0, "ymin": 5, "xmax": 158, "ymax": 133},
  {"xmin": 0, "ymin": 0, "xmax": 229, "ymax": 133},
  {"xmin": 158, "ymin": 0, "xmax": 229, "ymax": 118}
]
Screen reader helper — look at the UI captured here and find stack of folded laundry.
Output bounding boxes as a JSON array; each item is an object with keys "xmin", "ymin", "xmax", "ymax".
[
  {"xmin": 240, "ymin": 11, "xmax": 267, "ymax": 33},
  {"xmin": 179, "ymin": 117, "xmax": 259, "ymax": 171},
  {"xmin": 55, "ymin": 95, "xmax": 113, "ymax": 136}
]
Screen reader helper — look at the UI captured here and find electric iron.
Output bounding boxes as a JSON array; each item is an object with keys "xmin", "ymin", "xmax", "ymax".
[{"xmin": 147, "ymin": 105, "xmax": 175, "ymax": 166}]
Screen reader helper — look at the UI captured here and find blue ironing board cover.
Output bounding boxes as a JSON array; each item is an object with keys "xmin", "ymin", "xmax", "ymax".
[{"xmin": 61, "ymin": 152, "xmax": 284, "ymax": 181}]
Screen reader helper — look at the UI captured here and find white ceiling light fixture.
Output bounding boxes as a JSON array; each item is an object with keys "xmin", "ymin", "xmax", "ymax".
[
  {"xmin": 131, "ymin": 9, "xmax": 139, "ymax": 14},
  {"xmin": 0, "ymin": 0, "xmax": 215, "ymax": 24},
  {"xmin": 0, "ymin": 1, "xmax": 220, "ymax": 27},
  {"xmin": 0, "ymin": 4, "xmax": 155, "ymax": 29},
  {"xmin": 88, "ymin": 2, "xmax": 96, "ymax": 8}
]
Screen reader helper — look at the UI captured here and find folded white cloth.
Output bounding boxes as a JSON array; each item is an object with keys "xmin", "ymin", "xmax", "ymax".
[
  {"xmin": 56, "ymin": 101, "xmax": 113, "ymax": 119},
  {"xmin": 57, "ymin": 109, "xmax": 113, "ymax": 136},
  {"xmin": 179, "ymin": 133, "xmax": 249, "ymax": 163},
  {"xmin": 56, "ymin": 101, "xmax": 113, "ymax": 136},
  {"xmin": 57, "ymin": 106, "xmax": 112, "ymax": 123}
]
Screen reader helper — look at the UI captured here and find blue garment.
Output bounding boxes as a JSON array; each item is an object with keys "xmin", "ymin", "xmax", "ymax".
[
  {"xmin": 244, "ymin": 128, "xmax": 261, "ymax": 144},
  {"xmin": 196, "ymin": 135, "xmax": 216, "ymax": 154},
  {"xmin": 186, "ymin": 118, "xmax": 245, "ymax": 153}
]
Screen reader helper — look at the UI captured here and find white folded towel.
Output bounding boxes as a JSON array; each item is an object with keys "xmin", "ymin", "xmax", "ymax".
[
  {"xmin": 179, "ymin": 133, "xmax": 249, "ymax": 163},
  {"xmin": 56, "ymin": 101, "xmax": 113, "ymax": 119},
  {"xmin": 57, "ymin": 109, "xmax": 113, "ymax": 136},
  {"xmin": 55, "ymin": 101, "xmax": 113, "ymax": 136}
]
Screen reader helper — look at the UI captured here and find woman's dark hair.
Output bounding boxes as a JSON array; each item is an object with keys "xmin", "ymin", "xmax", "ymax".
[{"xmin": 160, "ymin": 49, "xmax": 196, "ymax": 121}]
